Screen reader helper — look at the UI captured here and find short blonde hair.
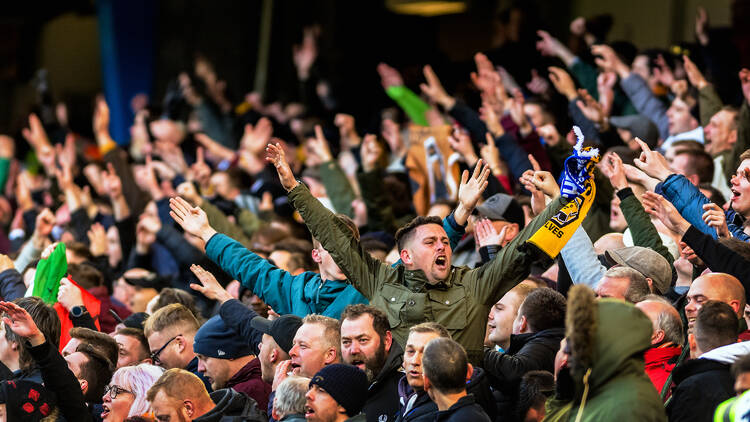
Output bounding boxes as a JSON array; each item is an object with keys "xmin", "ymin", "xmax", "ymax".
[
  {"xmin": 146, "ymin": 368, "xmax": 211, "ymax": 403},
  {"xmin": 109, "ymin": 364, "xmax": 164, "ymax": 417},
  {"xmin": 143, "ymin": 304, "xmax": 200, "ymax": 338},
  {"xmin": 301, "ymin": 314, "xmax": 340, "ymax": 352}
]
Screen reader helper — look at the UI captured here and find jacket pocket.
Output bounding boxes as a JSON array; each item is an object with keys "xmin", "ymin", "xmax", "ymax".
[
  {"xmin": 428, "ymin": 287, "xmax": 468, "ymax": 330},
  {"xmin": 379, "ymin": 284, "xmax": 408, "ymax": 329}
]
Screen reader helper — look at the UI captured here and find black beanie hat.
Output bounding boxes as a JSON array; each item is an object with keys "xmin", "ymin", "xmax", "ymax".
[{"xmin": 309, "ymin": 364, "xmax": 368, "ymax": 417}]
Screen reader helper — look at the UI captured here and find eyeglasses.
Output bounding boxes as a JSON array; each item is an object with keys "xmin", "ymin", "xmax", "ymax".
[
  {"xmin": 104, "ymin": 384, "xmax": 133, "ymax": 400},
  {"xmin": 150, "ymin": 334, "xmax": 181, "ymax": 365}
]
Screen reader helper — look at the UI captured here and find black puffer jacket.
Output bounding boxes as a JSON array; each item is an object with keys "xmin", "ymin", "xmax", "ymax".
[
  {"xmin": 193, "ymin": 388, "xmax": 268, "ymax": 422},
  {"xmin": 484, "ymin": 327, "xmax": 565, "ymax": 421},
  {"xmin": 364, "ymin": 341, "xmax": 404, "ymax": 422}
]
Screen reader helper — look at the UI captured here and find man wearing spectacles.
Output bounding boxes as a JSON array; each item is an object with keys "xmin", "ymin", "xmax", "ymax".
[{"xmin": 143, "ymin": 304, "xmax": 212, "ymax": 392}]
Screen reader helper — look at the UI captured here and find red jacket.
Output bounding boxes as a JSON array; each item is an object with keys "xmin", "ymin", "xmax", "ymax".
[{"xmin": 644, "ymin": 345, "xmax": 682, "ymax": 394}]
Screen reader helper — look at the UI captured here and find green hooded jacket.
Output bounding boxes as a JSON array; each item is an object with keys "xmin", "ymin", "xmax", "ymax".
[
  {"xmin": 288, "ymin": 183, "xmax": 567, "ymax": 365},
  {"xmin": 545, "ymin": 298, "xmax": 666, "ymax": 422}
]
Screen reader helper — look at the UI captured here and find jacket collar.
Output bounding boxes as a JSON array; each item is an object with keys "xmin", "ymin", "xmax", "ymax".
[
  {"xmin": 671, "ymin": 357, "xmax": 730, "ymax": 385},
  {"xmin": 372, "ymin": 341, "xmax": 405, "ymax": 387},
  {"xmin": 508, "ymin": 327, "xmax": 566, "ymax": 354},
  {"xmin": 644, "ymin": 345, "xmax": 682, "ymax": 365},
  {"xmin": 226, "ymin": 358, "xmax": 263, "ymax": 388}
]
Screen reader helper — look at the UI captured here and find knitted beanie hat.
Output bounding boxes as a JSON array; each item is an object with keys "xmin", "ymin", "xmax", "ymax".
[
  {"xmin": 193, "ymin": 315, "xmax": 254, "ymax": 359},
  {"xmin": 309, "ymin": 364, "xmax": 368, "ymax": 417}
]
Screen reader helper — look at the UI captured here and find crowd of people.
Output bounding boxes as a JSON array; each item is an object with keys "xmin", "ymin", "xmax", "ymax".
[{"xmin": 2, "ymin": 3, "xmax": 750, "ymax": 421}]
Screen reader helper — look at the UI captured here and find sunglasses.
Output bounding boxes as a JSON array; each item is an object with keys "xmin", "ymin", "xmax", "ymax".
[{"xmin": 150, "ymin": 334, "xmax": 181, "ymax": 365}]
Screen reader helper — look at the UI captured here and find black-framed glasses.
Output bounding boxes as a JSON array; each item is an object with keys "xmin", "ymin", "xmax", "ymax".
[
  {"xmin": 104, "ymin": 384, "xmax": 133, "ymax": 400},
  {"xmin": 150, "ymin": 334, "xmax": 181, "ymax": 365}
]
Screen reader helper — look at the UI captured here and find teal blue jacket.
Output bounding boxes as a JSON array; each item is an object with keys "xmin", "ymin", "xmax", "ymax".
[{"xmin": 205, "ymin": 214, "xmax": 465, "ymax": 319}]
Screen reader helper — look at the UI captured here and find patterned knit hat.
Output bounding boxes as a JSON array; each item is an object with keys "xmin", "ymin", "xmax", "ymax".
[{"xmin": 0, "ymin": 379, "xmax": 56, "ymax": 421}]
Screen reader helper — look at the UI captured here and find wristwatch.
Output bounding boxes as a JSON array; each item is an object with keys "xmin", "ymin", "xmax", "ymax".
[{"xmin": 70, "ymin": 306, "xmax": 88, "ymax": 318}]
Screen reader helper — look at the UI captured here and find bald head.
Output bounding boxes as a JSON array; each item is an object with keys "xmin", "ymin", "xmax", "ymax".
[
  {"xmin": 685, "ymin": 273, "xmax": 745, "ymax": 331},
  {"xmin": 636, "ymin": 296, "xmax": 684, "ymax": 346},
  {"xmin": 593, "ymin": 233, "xmax": 625, "ymax": 255}
]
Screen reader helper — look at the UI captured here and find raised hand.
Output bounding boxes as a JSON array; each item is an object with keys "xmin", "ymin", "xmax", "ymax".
[
  {"xmin": 189, "ymin": 264, "xmax": 232, "ymax": 303},
  {"xmin": 87, "ymin": 222, "xmax": 107, "ymax": 257},
  {"xmin": 548, "ymin": 67, "xmax": 577, "ymax": 101},
  {"xmin": 169, "ymin": 196, "xmax": 216, "ymax": 242},
  {"xmin": 633, "ymin": 138, "xmax": 672, "ymax": 181},
  {"xmin": 576, "ymin": 88, "xmax": 607, "ymax": 126},
  {"xmin": 597, "ymin": 71, "xmax": 617, "ymax": 116},
  {"xmin": 526, "ymin": 69, "xmax": 550, "ymax": 95},
  {"xmin": 695, "ymin": 7, "xmax": 709, "ymax": 46},
  {"xmin": 474, "ymin": 218, "xmax": 508, "ymax": 248},
  {"xmin": 598, "ymin": 152, "xmax": 627, "ymax": 190},
  {"xmin": 308, "ymin": 125, "xmax": 333, "ymax": 163},
  {"xmin": 652, "ymin": 54, "xmax": 675, "ymax": 87},
  {"xmin": 702, "ymin": 203, "xmax": 730, "ymax": 238},
  {"xmin": 536, "ymin": 30, "xmax": 576, "ymax": 65},
  {"xmin": 240, "ymin": 117, "xmax": 273, "ymax": 155},
  {"xmin": 194, "ymin": 133, "xmax": 235, "ymax": 161},
  {"xmin": 480, "ymin": 133, "xmax": 502, "ymax": 175},
  {"xmin": 683, "ymin": 55, "xmax": 708, "ymax": 90},
  {"xmin": 454, "ymin": 159, "xmax": 491, "ymax": 225},
  {"xmin": 591, "ymin": 44, "xmax": 630, "ymax": 78},
  {"xmin": 471, "ymin": 53, "xmax": 501, "ymax": 95},
  {"xmin": 293, "ymin": 25, "xmax": 319, "ymax": 80},
  {"xmin": 642, "ymin": 192, "xmax": 690, "ymax": 235},
  {"xmin": 376, "ymin": 63, "xmax": 404, "ymax": 89},
  {"xmin": 176, "ymin": 181, "xmax": 203, "ymax": 207},
  {"xmin": 265, "ymin": 142, "xmax": 298, "ymax": 191},
  {"xmin": 32, "ymin": 208, "xmax": 55, "ymax": 249},
  {"xmin": 21, "ymin": 113, "xmax": 51, "ymax": 151},
  {"xmin": 0, "ymin": 301, "xmax": 44, "ymax": 346},
  {"xmin": 57, "ymin": 278, "xmax": 84, "ymax": 311},
  {"xmin": 420, "ymin": 65, "xmax": 456, "ymax": 109},
  {"xmin": 448, "ymin": 129, "xmax": 478, "ymax": 166},
  {"xmin": 479, "ymin": 98, "xmax": 505, "ymax": 137}
]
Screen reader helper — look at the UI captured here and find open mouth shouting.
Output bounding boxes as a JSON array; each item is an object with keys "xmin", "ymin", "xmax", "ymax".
[
  {"xmin": 101, "ymin": 404, "xmax": 110, "ymax": 419},
  {"xmin": 434, "ymin": 255, "xmax": 448, "ymax": 270}
]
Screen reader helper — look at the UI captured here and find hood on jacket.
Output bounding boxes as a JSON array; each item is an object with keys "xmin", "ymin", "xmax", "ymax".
[
  {"xmin": 699, "ymin": 340, "xmax": 750, "ymax": 364},
  {"xmin": 566, "ymin": 286, "xmax": 652, "ymax": 395},
  {"xmin": 193, "ymin": 388, "xmax": 265, "ymax": 422}
]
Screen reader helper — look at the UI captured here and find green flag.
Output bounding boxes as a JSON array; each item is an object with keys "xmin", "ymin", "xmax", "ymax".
[{"xmin": 32, "ymin": 243, "xmax": 67, "ymax": 304}]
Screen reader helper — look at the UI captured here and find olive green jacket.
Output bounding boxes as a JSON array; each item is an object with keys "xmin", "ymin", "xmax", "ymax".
[
  {"xmin": 544, "ymin": 299, "xmax": 666, "ymax": 422},
  {"xmin": 288, "ymin": 183, "xmax": 566, "ymax": 365},
  {"xmin": 201, "ymin": 200, "xmax": 257, "ymax": 249}
]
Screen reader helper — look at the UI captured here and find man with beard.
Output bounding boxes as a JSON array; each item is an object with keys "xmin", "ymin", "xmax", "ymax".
[{"xmin": 340, "ymin": 304, "xmax": 403, "ymax": 422}]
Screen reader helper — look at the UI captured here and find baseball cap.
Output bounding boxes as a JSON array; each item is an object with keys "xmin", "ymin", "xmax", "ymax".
[
  {"xmin": 604, "ymin": 246, "xmax": 672, "ymax": 294},
  {"xmin": 250, "ymin": 314, "xmax": 303, "ymax": 354},
  {"xmin": 475, "ymin": 193, "xmax": 525, "ymax": 228}
]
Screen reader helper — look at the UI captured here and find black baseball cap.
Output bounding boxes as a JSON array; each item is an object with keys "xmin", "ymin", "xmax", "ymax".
[{"xmin": 250, "ymin": 314, "xmax": 303, "ymax": 354}]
